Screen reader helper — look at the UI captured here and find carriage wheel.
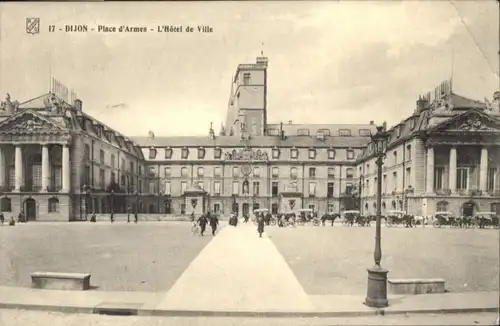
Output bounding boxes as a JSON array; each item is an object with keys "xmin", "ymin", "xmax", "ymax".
[
  {"xmin": 313, "ymin": 219, "xmax": 320, "ymax": 227},
  {"xmin": 433, "ymin": 220, "xmax": 441, "ymax": 228},
  {"xmin": 297, "ymin": 220, "xmax": 305, "ymax": 226},
  {"xmin": 270, "ymin": 219, "xmax": 277, "ymax": 226}
]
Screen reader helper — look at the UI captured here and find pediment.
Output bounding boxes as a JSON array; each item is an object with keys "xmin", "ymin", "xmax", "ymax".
[
  {"xmin": 0, "ymin": 110, "xmax": 69, "ymax": 135},
  {"xmin": 429, "ymin": 110, "xmax": 500, "ymax": 134}
]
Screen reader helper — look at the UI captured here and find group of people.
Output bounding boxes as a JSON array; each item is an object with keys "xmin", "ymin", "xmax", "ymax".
[
  {"xmin": 192, "ymin": 212, "xmax": 219, "ymax": 236},
  {"xmin": 228, "ymin": 212, "xmax": 267, "ymax": 238},
  {"xmin": 0, "ymin": 211, "xmax": 25, "ymax": 226}
]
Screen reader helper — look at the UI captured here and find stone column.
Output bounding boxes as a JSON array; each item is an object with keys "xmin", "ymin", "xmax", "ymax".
[
  {"xmin": 449, "ymin": 147, "xmax": 457, "ymax": 193},
  {"xmin": 426, "ymin": 147, "xmax": 434, "ymax": 194},
  {"xmin": 14, "ymin": 145, "xmax": 23, "ymax": 191},
  {"xmin": 479, "ymin": 147, "xmax": 488, "ymax": 191},
  {"xmin": 41, "ymin": 145, "xmax": 50, "ymax": 192},
  {"xmin": 0, "ymin": 147, "xmax": 4, "ymax": 187},
  {"xmin": 62, "ymin": 145, "xmax": 70, "ymax": 192}
]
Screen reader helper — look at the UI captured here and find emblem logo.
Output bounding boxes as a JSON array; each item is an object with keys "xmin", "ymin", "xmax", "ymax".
[
  {"xmin": 289, "ymin": 200, "xmax": 296, "ymax": 209},
  {"xmin": 26, "ymin": 18, "xmax": 40, "ymax": 35},
  {"xmin": 191, "ymin": 199, "xmax": 198, "ymax": 208}
]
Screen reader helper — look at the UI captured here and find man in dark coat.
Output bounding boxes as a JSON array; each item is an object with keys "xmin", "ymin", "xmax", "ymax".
[
  {"xmin": 209, "ymin": 213, "xmax": 219, "ymax": 236},
  {"xmin": 198, "ymin": 214, "xmax": 207, "ymax": 236},
  {"xmin": 0, "ymin": 212, "xmax": 4, "ymax": 226},
  {"xmin": 257, "ymin": 213, "xmax": 265, "ymax": 237},
  {"xmin": 134, "ymin": 211, "xmax": 138, "ymax": 223}
]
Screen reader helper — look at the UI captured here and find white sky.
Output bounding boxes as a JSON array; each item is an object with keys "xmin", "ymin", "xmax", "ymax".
[{"xmin": 0, "ymin": 1, "xmax": 498, "ymax": 136}]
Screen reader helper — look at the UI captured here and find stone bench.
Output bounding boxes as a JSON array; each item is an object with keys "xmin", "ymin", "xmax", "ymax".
[
  {"xmin": 388, "ymin": 278, "xmax": 445, "ymax": 295},
  {"xmin": 31, "ymin": 272, "xmax": 91, "ymax": 291}
]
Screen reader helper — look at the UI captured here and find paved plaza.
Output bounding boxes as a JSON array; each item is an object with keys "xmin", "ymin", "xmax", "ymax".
[{"xmin": 0, "ymin": 309, "xmax": 498, "ymax": 326}]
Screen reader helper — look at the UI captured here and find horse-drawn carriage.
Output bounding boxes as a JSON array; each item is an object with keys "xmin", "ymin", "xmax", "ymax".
[
  {"xmin": 341, "ymin": 210, "xmax": 370, "ymax": 226},
  {"xmin": 253, "ymin": 208, "xmax": 276, "ymax": 226},
  {"xmin": 474, "ymin": 212, "xmax": 500, "ymax": 229},
  {"xmin": 294, "ymin": 209, "xmax": 321, "ymax": 226},
  {"xmin": 432, "ymin": 211, "xmax": 460, "ymax": 228},
  {"xmin": 384, "ymin": 210, "xmax": 414, "ymax": 227}
]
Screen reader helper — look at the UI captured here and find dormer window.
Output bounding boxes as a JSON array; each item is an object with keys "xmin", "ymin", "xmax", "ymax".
[
  {"xmin": 298, "ymin": 128, "xmax": 310, "ymax": 136},
  {"xmin": 272, "ymin": 147, "xmax": 280, "ymax": 159},
  {"xmin": 318, "ymin": 129, "xmax": 331, "ymax": 136},
  {"xmin": 290, "ymin": 148, "xmax": 299, "ymax": 159},
  {"xmin": 198, "ymin": 147, "xmax": 206, "ymax": 159},
  {"xmin": 308, "ymin": 148, "xmax": 316, "ymax": 159},
  {"xmin": 164, "ymin": 147, "xmax": 173, "ymax": 159},
  {"xmin": 214, "ymin": 147, "xmax": 222, "ymax": 159},
  {"xmin": 243, "ymin": 72, "xmax": 251, "ymax": 86},
  {"xmin": 267, "ymin": 128, "xmax": 279, "ymax": 136},
  {"xmin": 181, "ymin": 148, "xmax": 189, "ymax": 159},
  {"xmin": 328, "ymin": 148, "xmax": 336, "ymax": 159},
  {"xmin": 346, "ymin": 149, "xmax": 355, "ymax": 160},
  {"xmin": 149, "ymin": 147, "xmax": 157, "ymax": 159},
  {"xmin": 359, "ymin": 129, "xmax": 371, "ymax": 136},
  {"xmin": 339, "ymin": 129, "xmax": 351, "ymax": 137}
]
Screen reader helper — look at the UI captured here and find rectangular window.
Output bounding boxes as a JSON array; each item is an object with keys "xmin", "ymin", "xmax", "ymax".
[
  {"xmin": 358, "ymin": 129, "xmax": 370, "ymax": 136},
  {"xmin": 149, "ymin": 180, "xmax": 155, "ymax": 194},
  {"xmin": 383, "ymin": 175, "xmax": 387, "ymax": 194},
  {"xmin": 407, "ymin": 145, "xmax": 412, "ymax": 160},
  {"xmin": 434, "ymin": 167, "xmax": 444, "ymax": 190},
  {"xmin": 214, "ymin": 181, "xmax": 221, "ymax": 195},
  {"xmin": 392, "ymin": 172, "xmax": 397, "ymax": 191},
  {"xmin": 121, "ymin": 159, "xmax": 125, "ymax": 170},
  {"xmin": 488, "ymin": 168, "xmax": 497, "ymax": 191},
  {"xmin": 406, "ymin": 167, "xmax": 411, "ymax": 187},
  {"xmin": 345, "ymin": 182, "xmax": 353, "ymax": 194},
  {"xmin": 197, "ymin": 148, "xmax": 206, "ymax": 159},
  {"xmin": 309, "ymin": 167, "xmax": 316, "ymax": 178},
  {"xmin": 328, "ymin": 149, "xmax": 336, "ymax": 159},
  {"xmin": 181, "ymin": 181, "xmax": 187, "ymax": 194},
  {"xmin": 272, "ymin": 181, "xmax": 279, "ymax": 196},
  {"xmin": 243, "ymin": 72, "xmax": 250, "ymax": 85},
  {"xmin": 232, "ymin": 181, "xmax": 239, "ymax": 195},
  {"xmin": 214, "ymin": 167, "xmax": 221, "ymax": 178},
  {"xmin": 164, "ymin": 167, "xmax": 171, "ymax": 178},
  {"xmin": 457, "ymin": 168, "xmax": 469, "ymax": 190},
  {"xmin": 181, "ymin": 148, "xmax": 189, "ymax": 159},
  {"xmin": 214, "ymin": 203, "xmax": 220, "ymax": 214},
  {"xmin": 214, "ymin": 148, "xmax": 222, "ymax": 159},
  {"xmin": 197, "ymin": 181, "xmax": 204, "ymax": 190},
  {"xmin": 197, "ymin": 167, "xmax": 204, "ymax": 177},
  {"xmin": 297, "ymin": 128, "xmax": 310, "ymax": 136},
  {"xmin": 272, "ymin": 167, "xmax": 279, "ymax": 178},
  {"xmin": 309, "ymin": 182, "xmax": 316, "ymax": 197},
  {"xmin": 327, "ymin": 182, "xmax": 334, "ymax": 197},
  {"xmin": 100, "ymin": 150, "xmax": 105, "ymax": 164},
  {"xmin": 164, "ymin": 181, "xmax": 171, "ymax": 195},
  {"xmin": 346, "ymin": 150, "xmax": 355, "ymax": 160},
  {"xmin": 99, "ymin": 169, "xmax": 105, "ymax": 189},
  {"xmin": 393, "ymin": 151, "xmax": 398, "ymax": 164},
  {"xmin": 232, "ymin": 166, "xmax": 239, "ymax": 177},
  {"xmin": 181, "ymin": 167, "xmax": 189, "ymax": 178},
  {"xmin": 110, "ymin": 155, "xmax": 115, "ymax": 168},
  {"xmin": 290, "ymin": 167, "xmax": 298, "ymax": 179},
  {"xmin": 308, "ymin": 149, "xmax": 316, "ymax": 159},
  {"xmin": 253, "ymin": 182, "xmax": 260, "ymax": 196},
  {"xmin": 84, "ymin": 165, "xmax": 91, "ymax": 186},
  {"xmin": 318, "ymin": 129, "xmax": 331, "ymax": 136},
  {"xmin": 290, "ymin": 148, "xmax": 298, "ymax": 159},
  {"xmin": 328, "ymin": 168, "xmax": 335, "ymax": 179},
  {"xmin": 253, "ymin": 167, "xmax": 260, "ymax": 177}
]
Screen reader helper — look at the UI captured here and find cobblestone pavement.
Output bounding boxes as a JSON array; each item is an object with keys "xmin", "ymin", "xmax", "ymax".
[
  {"xmin": 267, "ymin": 225, "xmax": 499, "ymax": 295},
  {"xmin": 0, "ymin": 222, "xmax": 212, "ymax": 292},
  {"xmin": 0, "ymin": 310, "xmax": 498, "ymax": 326}
]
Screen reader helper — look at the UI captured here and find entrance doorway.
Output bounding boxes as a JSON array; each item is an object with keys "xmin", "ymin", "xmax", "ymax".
[
  {"xmin": 24, "ymin": 198, "xmax": 37, "ymax": 221},
  {"xmin": 242, "ymin": 203, "xmax": 250, "ymax": 216},
  {"xmin": 462, "ymin": 201, "xmax": 475, "ymax": 217},
  {"xmin": 164, "ymin": 200, "xmax": 172, "ymax": 214}
]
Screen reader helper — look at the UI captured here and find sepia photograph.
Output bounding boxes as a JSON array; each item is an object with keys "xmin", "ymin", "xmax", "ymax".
[{"xmin": 0, "ymin": 1, "xmax": 499, "ymax": 325}]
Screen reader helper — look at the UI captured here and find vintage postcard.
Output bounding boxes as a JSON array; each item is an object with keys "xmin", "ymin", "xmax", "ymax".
[{"xmin": 0, "ymin": 1, "xmax": 498, "ymax": 325}]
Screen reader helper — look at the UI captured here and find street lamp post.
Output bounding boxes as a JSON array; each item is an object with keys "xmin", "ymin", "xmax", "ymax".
[
  {"xmin": 110, "ymin": 189, "xmax": 115, "ymax": 223},
  {"xmin": 365, "ymin": 125, "xmax": 390, "ymax": 308}
]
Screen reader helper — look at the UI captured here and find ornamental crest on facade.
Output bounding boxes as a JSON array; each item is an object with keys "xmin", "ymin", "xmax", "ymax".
[
  {"xmin": 2, "ymin": 114, "xmax": 56, "ymax": 133},
  {"xmin": 224, "ymin": 148, "xmax": 269, "ymax": 161},
  {"xmin": 457, "ymin": 117, "xmax": 495, "ymax": 132}
]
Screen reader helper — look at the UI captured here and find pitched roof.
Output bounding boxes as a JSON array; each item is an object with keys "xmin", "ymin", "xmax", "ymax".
[
  {"xmin": 449, "ymin": 93, "xmax": 486, "ymax": 110},
  {"xmin": 130, "ymin": 135, "xmax": 371, "ymax": 148}
]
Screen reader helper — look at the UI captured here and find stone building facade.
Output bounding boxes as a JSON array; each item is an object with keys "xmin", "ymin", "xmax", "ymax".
[
  {"xmin": 355, "ymin": 81, "xmax": 500, "ymax": 218},
  {"xmin": 0, "ymin": 92, "xmax": 146, "ymax": 221}
]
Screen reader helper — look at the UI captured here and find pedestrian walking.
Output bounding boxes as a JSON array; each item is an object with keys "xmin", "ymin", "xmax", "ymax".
[
  {"xmin": 209, "ymin": 213, "xmax": 219, "ymax": 236},
  {"xmin": 198, "ymin": 214, "xmax": 207, "ymax": 236},
  {"xmin": 110, "ymin": 212, "xmax": 114, "ymax": 223},
  {"xmin": 257, "ymin": 213, "xmax": 265, "ymax": 238},
  {"xmin": 127, "ymin": 205, "xmax": 131, "ymax": 223},
  {"xmin": 134, "ymin": 211, "xmax": 138, "ymax": 223},
  {"xmin": 0, "ymin": 212, "xmax": 4, "ymax": 226},
  {"xmin": 90, "ymin": 213, "xmax": 96, "ymax": 223}
]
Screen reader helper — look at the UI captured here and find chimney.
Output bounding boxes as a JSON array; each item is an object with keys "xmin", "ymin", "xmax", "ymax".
[
  {"xmin": 415, "ymin": 95, "xmax": 428, "ymax": 114},
  {"xmin": 369, "ymin": 121, "xmax": 374, "ymax": 125},
  {"xmin": 288, "ymin": 120, "xmax": 293, "ymax": 125},
  {"xmin": 382, "ymin": 121, "xmax": 387, "ymax": 131},
  {"xmin": 256, "ymin": 56, "xmax": 268, "ymax": 67},
  {"xmin": 74, "ymin": 99, "xmax": 82, "ymax": 111}
]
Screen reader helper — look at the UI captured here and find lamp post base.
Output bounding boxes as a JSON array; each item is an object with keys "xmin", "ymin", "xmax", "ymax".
[{"xmin": 365, "ymin": 266, "xmax": 389, "ymax": 308}]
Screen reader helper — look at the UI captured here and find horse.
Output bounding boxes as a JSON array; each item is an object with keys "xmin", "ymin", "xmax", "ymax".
[
  {"xmin": 402, "ymin": 214, "xmax": 415, "ymax": 228},
  {"xmin": 321, "ymin": 213, "xmax": 340, "ymax": 226}
]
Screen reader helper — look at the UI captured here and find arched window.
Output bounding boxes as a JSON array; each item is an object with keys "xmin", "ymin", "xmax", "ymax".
[
  {"xmin": 1, "ymin": 197, "xmax": 12, "ymax": 212},
  {"xmin": 436, "ymin": 201, "xmax": 448, "ymax": 212},
  {"xmin": 365, "ymin": 203, "xmax": 368, "ymax": 210},
  {"xmin": 48, "ymin": 197, "xmax": 59, "ymax": 213},
  {"xmin": 382, "ymin": 202, "xmax": 386, "ymax": 211},
  {"xmin": 391, "ymin": 200, "xmax": 396, "ymax": 210}
]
